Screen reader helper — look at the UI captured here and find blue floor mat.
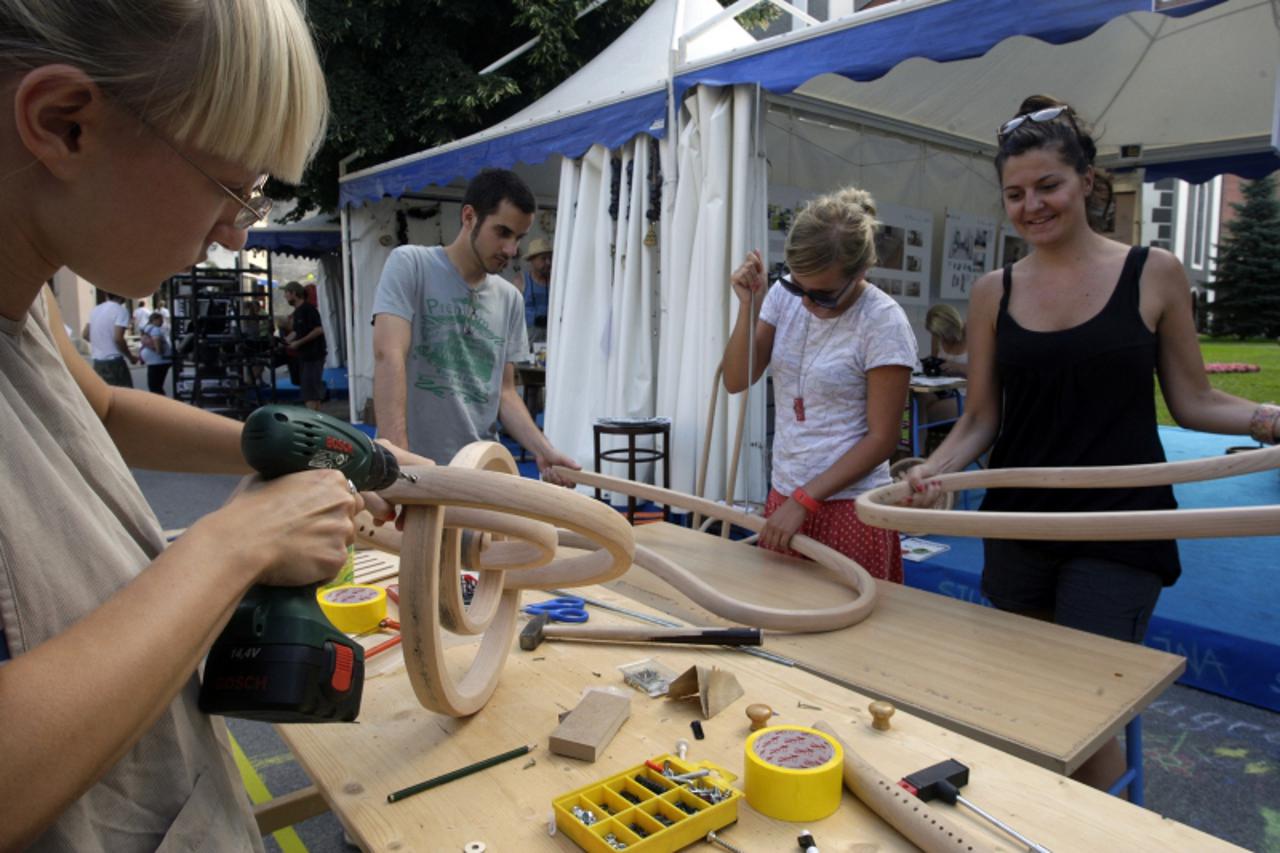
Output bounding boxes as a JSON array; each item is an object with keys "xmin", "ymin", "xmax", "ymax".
[{"xmin": 903, "ymin": 427, "xmax": 1280, "ymax": 712}]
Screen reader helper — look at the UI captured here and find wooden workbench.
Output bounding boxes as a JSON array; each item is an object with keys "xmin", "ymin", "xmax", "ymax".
[
  {"xmin": 275, "ymin": 574, "xmax": 1231, "ymax": 852},
  {"xmin": 605, "ymin": 523, "xmax": 1185, "ymax": 775}
]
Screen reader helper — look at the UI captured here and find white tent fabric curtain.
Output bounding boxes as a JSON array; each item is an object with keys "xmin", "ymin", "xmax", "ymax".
[
  {"xmin": 657, "ymin": 85, "xmax": 768, "ymax": 508},
  {"xmin": 344, "ymin": 198, "xmax": 401, "ymax": 421},
  {"xmin": 544, "ymin": 137, "xmax": 662, "ymax": 490},
  {"xmin": 315, "ymin": 254, "xmax": 345, "ymax": 370}
]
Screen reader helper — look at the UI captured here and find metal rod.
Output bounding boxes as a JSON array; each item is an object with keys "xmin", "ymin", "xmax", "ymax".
[{"xmin": 956, "ymin": 795, "xmax": 1052, "ymax": 853}]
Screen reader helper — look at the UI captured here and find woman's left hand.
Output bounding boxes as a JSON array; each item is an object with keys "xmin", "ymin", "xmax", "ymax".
[
  {"xmin": 364, "ymin": 439, "xmax": 434, "ymax": 526},
  {"xmin": 759, "ymin": 497, "xmax": 808, "ymax": 552}
]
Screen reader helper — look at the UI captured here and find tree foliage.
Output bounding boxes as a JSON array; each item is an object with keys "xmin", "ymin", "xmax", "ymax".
[
  {"xmin": 1208, "ymin": 174, "xmax": 1280, "ymax": 339},
  {"xmin": 279, "ymin": 0, "xmax": 777, "ymax": 215}
]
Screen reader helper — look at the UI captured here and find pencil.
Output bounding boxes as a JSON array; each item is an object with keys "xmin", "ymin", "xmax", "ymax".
[{"xmin": 386, "ymin": 743, "xmax": 535, "ymax": 803}]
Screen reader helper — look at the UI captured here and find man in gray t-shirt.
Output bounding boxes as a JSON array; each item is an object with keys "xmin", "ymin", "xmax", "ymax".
[{"xmin": 371, "ymin": 168, "xmax": 578, "ymax": 482}]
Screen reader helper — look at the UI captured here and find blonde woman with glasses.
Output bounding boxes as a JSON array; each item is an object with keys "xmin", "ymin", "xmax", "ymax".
[
  {"xmin": 722, "ymin": 188, "xmax": 917, "ymax": 581},
  {"xmin": 0, "ymin": 2, "xmax": 425, "ymax": 848}
]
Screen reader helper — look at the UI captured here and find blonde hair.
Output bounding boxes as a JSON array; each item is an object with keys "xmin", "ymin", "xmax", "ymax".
[
  {"xmin": 784, "ymin": 187, "xmax": 879, "ymax": 278},
  {"xmin": 0, "ymin": 0, "xmax": 328, "ymax": 183},
  {"xmin": 925, "ymin": 303, "xmax": 965, "ymax": 345}
]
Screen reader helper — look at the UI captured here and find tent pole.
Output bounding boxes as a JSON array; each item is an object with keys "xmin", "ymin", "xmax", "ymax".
[
  {"xmin": 338, "ymin": 149, "xmax": 362, "ymax": 425},
  {"xmin": 479, "ymin": 0, "xmax": 617, "ymax": 76}
]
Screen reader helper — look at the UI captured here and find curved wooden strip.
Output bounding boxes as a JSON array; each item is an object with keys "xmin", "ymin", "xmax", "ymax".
[
  {"xmin": 399, "ymin": 504, "xmax": 523, "ymax": 717},
  {"xmin": 550, "ymin": 467, "xmax": 877, "ymax": 627},
  {"xmin": 856, "ymin": 445, "xmax": 1280, "ymax": 540},
  {"xmin": 384, "ymin": 466, "xmax": 636, "ymax": 588}
]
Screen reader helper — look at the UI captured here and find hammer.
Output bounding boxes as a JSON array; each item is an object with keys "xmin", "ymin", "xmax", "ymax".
[{"xmin": 518, "ymin": 612, "xmax": 762, "ymax": 651}]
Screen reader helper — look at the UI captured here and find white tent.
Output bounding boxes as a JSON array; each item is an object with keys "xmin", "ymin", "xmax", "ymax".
[{"xmin": 339, "ymin": 0, "xmax": 1278, "ymax": 505}]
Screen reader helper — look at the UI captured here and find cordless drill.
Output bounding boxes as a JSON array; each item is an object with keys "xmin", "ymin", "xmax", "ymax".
[{"xmin": 198, "ymin": 405, "xmax": 405, "ymax": 723}]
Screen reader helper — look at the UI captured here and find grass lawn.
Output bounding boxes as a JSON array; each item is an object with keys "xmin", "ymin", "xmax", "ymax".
[{"xmin": 1155, "ymin": 338, "xmax": 1280, "ymax": 425}]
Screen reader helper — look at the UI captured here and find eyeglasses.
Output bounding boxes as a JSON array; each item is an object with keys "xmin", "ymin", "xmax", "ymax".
[
  {"xmin": 997, "ymin": 105, "xmax": 1073, "ymax": 140},
  {"xmin": 132, "ymin": 112, "xmax": 271, "ymax": 229},
  {"xmin": 164, "ymin": 141, "xmax": 271, "ymax": 229},
  {"xmin": 778, "ymin": 274, "xmax": 856, "ymax": 309}
]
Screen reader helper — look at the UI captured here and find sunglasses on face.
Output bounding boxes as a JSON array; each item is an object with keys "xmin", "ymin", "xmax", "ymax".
[
  {"xmin": 997, "ymin": 105, "xmax": 1073, "ymax": 140},
  {"xmin": 778, "ymin": 274, "xmax": 856, "ymax": 309}
]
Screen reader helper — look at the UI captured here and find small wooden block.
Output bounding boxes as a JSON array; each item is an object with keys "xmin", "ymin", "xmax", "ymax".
[{"xmin": 549, "ymin": 690, "xmax": 631, "ymax": 762}]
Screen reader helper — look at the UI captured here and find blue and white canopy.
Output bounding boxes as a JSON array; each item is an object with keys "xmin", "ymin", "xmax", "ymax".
[
  {"xmin": 674, "ymin": 0, "xmax": 1276, "ymax": 182},
  {"xmin": 243, "ymin": 213, "xmax": 341, "ymax": 259}
]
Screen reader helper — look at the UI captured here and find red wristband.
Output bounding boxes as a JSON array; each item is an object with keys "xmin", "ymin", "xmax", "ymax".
[{"xmin": 792, "ymin": 487, "xmax": 823, "ymax": 514}]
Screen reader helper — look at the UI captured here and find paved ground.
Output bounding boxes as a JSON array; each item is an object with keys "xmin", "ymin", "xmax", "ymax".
[{"xmin": 132, "ymin": 411, "xmax": 1279, "ymax": 853}]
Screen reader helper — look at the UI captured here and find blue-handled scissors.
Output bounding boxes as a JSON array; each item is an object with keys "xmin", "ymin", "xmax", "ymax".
[{"xmin": 522, "ymin": 596, "xmax": 589, "ymax": 623}]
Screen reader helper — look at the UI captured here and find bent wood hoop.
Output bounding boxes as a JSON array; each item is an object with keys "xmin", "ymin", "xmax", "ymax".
[
  {"xmin": 552, "ymin": 468, "xmax": 878, "ymax": 631},
  {"xmin": 352, "ymin": 446, "xmax": 881, "ymax": 717},
  {"xmin": 856, "ymin": 445, "xmax": 1280, "ymax": 539}
]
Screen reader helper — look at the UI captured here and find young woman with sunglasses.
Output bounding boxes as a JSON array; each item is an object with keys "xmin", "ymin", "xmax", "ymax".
[
  {"xmin": 723, "ymin": 188, "xmax": 917, "ymax": 581},
  {"xmin": 906, "ymin": 95, "xmax": 1280, "ymax": 791},
  {"xmin": 0, "ymin": 2, "xmax": 426, "ymax": 848}
]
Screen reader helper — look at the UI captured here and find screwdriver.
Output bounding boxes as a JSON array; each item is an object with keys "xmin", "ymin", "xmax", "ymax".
[{"xmin": 899, "ymin": 759, "xmax": 1052, "ymax": 853}]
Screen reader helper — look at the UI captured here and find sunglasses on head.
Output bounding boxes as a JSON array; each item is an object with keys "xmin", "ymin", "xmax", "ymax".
[
  {"xmin": 997, "ymin": 105, "xmax": 1073, "ymax": 140},
  {"xmin": 778, "ymin": 274, "xmax": 855, "ymax": 309}
]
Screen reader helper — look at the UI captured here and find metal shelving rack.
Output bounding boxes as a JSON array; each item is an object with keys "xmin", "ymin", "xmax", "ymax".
[{"xmin": 166, "ymin": 258, "xmax": 276, "ymax": 419}]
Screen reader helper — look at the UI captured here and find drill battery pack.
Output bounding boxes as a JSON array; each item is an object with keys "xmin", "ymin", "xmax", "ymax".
[{"xmin": 199, "ymin": 587, "xmax": 365, "ymax": 723}]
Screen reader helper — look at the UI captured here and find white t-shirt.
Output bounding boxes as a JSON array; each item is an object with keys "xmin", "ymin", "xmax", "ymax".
[
  {"xmin": 89, "ymin": 301, "xmax": 131, "ymax": 361},
  {"xmin": 132, "ymin": 306, "xmax": 150, "ymax": 330},
  {"xmin": 760, "ymin": 281, "xmax": 917, "ymax": 500}
]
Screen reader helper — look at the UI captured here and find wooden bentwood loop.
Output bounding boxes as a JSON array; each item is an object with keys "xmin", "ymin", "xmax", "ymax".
[
  {"xmin": 856, "ymin": 445, "xmax": 1280, "ymax": 540},
  {"xmin": 359, "ymin": 445, "xmax": 878, "ymax": 718}
]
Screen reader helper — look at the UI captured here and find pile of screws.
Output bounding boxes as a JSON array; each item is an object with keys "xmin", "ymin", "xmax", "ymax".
[
  {"xmin": 570, "ymin": 805, "xmax": 597, "ymax": 826},
  {"xmin": 602, "ymin": 832, "xmax": 628, "ymax": 850}
]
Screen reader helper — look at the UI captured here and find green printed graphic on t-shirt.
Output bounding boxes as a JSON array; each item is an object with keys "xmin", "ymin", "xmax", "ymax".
[{"xmin": 412, "ymin": 296, "xmax": 504, "ymax": 405}]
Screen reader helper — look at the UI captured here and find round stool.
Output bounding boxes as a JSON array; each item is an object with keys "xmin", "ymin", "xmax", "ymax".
[{"xmin": 592, "ymin": 418, "xmax": 671, "ymax": 524}]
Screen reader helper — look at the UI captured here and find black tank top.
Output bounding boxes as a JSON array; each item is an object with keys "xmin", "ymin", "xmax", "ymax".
[{"xmin": 980, "ymin": 246, "xmax": 1181, "ymax": 584}]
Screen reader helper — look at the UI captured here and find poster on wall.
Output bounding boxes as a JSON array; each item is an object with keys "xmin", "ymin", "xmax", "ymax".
[
  {"xmin": 870, "ymin": 202, "xmax": 932, "ymax": 305},
  {"xmin": 996, "ymin": 223, "xmax": 1029, "ymax": 269},
  {"xmin": 941, "ymin": 210, "xmax": 997, "ymax": 300}
]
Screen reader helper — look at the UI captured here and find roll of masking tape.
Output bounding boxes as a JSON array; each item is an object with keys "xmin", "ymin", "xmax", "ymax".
[
  {"xmin": 317, "ymin": 584, "xmax": 387, "ymax": 634},
  {"xmin": 743, "ymin": 725, "xmax": 844, "ymax": 821}
]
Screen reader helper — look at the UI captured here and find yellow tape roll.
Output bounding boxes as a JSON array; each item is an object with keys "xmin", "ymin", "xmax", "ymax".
[
  {"xmin": 743, "ymin": 725, "xmax": 844, "ymax": 821},
  {"xmin": 317, "ymin": 584, "xmax": 387, "ymax": 634}
]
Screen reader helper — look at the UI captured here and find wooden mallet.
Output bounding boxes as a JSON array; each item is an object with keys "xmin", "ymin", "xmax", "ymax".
[{"xmin": 518, "ymin": 612, "xmax": 763, "ymax": 651}]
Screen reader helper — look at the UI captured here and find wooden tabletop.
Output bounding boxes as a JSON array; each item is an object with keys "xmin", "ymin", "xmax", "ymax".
[
  {"xmin": 606, "ymin": 522, "xmax": 1186, "ymax": 775},
  {"xmin": 276, "ymin": 574, "xmax": 1232, "ymax": 852}
]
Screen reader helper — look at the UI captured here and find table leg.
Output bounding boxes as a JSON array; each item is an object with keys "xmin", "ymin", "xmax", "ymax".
[
  {"xmin": 626, "ymin": 432, "xmax": 638, "ymax": 524},
  {"xmin": 593, "ymin": 429, "xmax": 603, "ymax": 503}
]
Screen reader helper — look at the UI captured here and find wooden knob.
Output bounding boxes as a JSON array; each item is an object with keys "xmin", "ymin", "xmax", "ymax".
[
  {"xmin": 746, "ymin": 703, "xmax": 773, "ymax": 731},
  {"xmin": 869, "ymin": 700, "xmax": 895, "ymax": 731}
]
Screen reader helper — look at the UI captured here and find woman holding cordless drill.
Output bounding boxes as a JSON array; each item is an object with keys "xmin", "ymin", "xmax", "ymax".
[{"xmin": 0, "ymin": 2, "xmax": 425, "ymax": 848}]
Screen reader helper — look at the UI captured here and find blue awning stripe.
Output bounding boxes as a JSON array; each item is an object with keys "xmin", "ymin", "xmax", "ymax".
[
  {"xmin": 242, "ymin": 230, "xmax": 341, "ymax": 259},
  {"xmin": 340, "ymin": 90, "xmax": 667, "ymax": 208},
  {"xmin": 673, "ymin": 0, "xmax": 1226, "ymax": 101}
]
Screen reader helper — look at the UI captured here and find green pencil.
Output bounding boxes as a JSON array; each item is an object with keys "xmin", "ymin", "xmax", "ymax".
[{"xmin": 386, "ymin": 743, "xmax": 535, "ymax": 803}]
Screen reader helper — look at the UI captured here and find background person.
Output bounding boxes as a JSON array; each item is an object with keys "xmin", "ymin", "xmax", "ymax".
[
  {"xmin": 0, "ymin": 2, "xmax": 426, "ymax": 848},
  {"xmin": 281, "ymin": 280, "xmax": 326, "ymax": 410},
  {"xmin": 516, "ymin": 236, "xmax": 552, "ymax": 346},
  {"xmin": 906, "ymin": 94, "xmax": 1280, "ymax": 791},
  {"xmin": 139, "ymin": 310, "xmax": 172, "ymax": 395},
  {"xmin": 83, "ymin": 292, "xmax": 138, "ymax": 387},
  {"xmin": 131, "ymin": 297, "xmax": 150, "ymax": 333},
  {"xmin": 922, "ymin": 302, "xmax": 968, "ymax": 432},
  {"xmin": 721, "ymin": 188, "xmax": 916, "ymax": 582},
  {"xmin": 372, "ymin": 168, "xmax": 578, "ymax": 481}
]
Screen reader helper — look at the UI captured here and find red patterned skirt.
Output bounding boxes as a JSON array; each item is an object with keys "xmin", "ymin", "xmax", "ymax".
[{"xmin": 762, "ymin": 488, "xmax": 903, "ymax": 584}]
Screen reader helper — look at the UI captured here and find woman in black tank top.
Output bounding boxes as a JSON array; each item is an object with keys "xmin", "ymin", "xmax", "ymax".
[{"xmin": 904, "ymin": 95, "xmax": 1280, "ymax": 792}]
